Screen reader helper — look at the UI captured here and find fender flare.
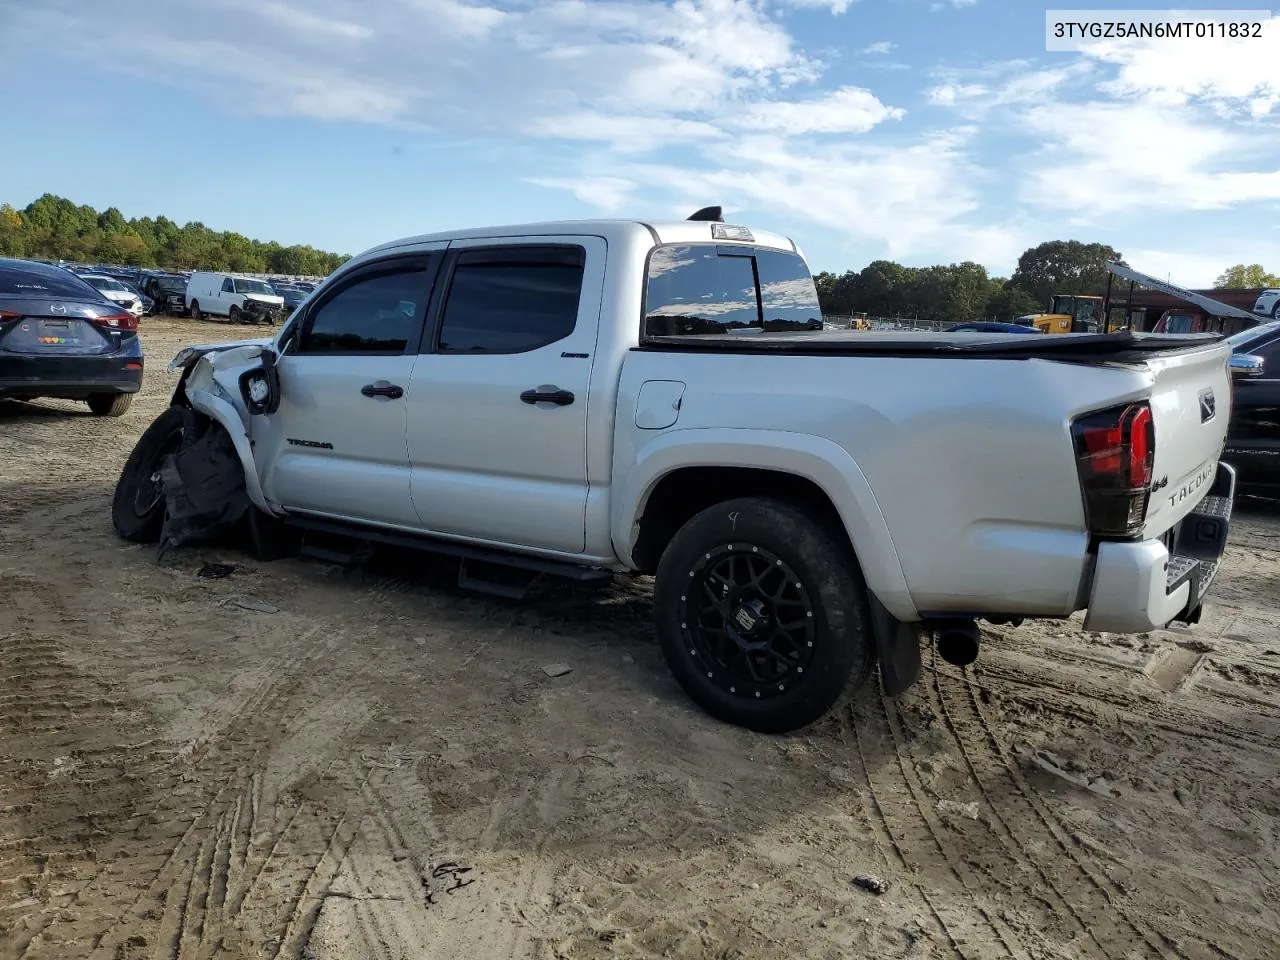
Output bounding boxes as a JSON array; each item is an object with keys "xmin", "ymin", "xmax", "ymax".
[
  {"xmin": 613, "ymin": 428, "xmax": 918, "ymax": 622},
  {"xmin": 184, "ymin": 384, "xmax": 277, "ymax": 516}
]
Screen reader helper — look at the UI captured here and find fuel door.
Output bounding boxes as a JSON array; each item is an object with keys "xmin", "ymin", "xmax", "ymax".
[{"xmin": 635, "ymin": 380, "xmax": 686, "ymax": 430}]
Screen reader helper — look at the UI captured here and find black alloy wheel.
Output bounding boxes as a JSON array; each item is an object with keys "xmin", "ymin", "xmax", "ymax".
[{"xmin": 654, "ymin": 496, "xmax": 876, "ymax": 733}]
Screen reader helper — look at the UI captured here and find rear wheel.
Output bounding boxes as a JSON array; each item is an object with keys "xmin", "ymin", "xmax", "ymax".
[
  {"xmin": 111, "ymin": 406, "xmax": 187, "ymax": 542},
  {"xmin": 87, "ymin": 393, "xmax": 132, "ymax": 417},
  {"xmin": 653, "ymin": 496, "xmax": 875, "ymax": 733},
  {"xmin": 190, "ymin": 300, "xmax": 202, "ymax": 320}
]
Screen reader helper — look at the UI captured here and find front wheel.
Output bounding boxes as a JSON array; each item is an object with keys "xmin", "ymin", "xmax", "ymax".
[
  {"xmin": 111, "ymin": 406, "xmax": 187, "ymax": 542},
  {"xmin": 229, "ymin": 305, "xmax": 242, "ymax": 324},
  {"xmin": 653, "ymin": 496, "xmax": 875, "ymax": 733}
]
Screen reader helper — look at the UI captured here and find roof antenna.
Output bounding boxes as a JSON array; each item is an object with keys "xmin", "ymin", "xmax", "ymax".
[{"xmin": 687, "ymin": 205, "xmax": 724, "ymax": 223}]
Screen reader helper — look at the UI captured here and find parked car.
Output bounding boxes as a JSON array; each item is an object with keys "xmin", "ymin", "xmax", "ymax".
[
  {"xmin": 186, "ymin": 272, "xmax": 285, "ymax": 324},
  {"xmin": 80, "ymin": 274, "xmax": 145, "ymax": 318},
  {"xmin": 270, "ymin": 283, "xmax": 308, "ymax": 313},
  {"xmin": 0, "ymin": 257, "xmax": 143, "ymax": 416},
  {"xmin": 110, "ymin": 211, "xmax": 1236, "ymax": 733},
  {"xmin": 1253, "ymin": 289, "xmax": 1280, "ymax": 319},
  {"xmin": 1223, "ymin": 320, "xmax": 1280, "ymax": 494},
  {"xmin": 139, "ymin": 273, "xmax": 190, "ymax": 315},
  {"xmin": 946, "ymin": 321, "xmax": 1045, "ymax": 334}
]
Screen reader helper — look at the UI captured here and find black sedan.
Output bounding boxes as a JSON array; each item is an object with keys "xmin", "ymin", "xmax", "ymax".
[
  {"xmin": 1224, "ymin": 320, "xmax": 1280, "ymax": 494},
  {"xmin": 946, "ymin": 321, "xmax": 1045, "ymax": 334},
  {"xmin": 0, "ymin": 257, "xmax": 144, "ymax": 416}
]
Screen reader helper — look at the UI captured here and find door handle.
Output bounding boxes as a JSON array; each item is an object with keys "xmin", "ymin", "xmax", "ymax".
[
  {"xmin": 520, "ymin": 386, "xmax": 575, "ymax": 407},
  {"xmin": 361, "ymin": 381, "xmax": 404, "ymax": 399}
]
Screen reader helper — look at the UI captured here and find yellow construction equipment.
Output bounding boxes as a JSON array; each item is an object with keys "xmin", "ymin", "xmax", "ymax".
[{"xmin": 1019, "ymin": 294, "xmax": 1104, "ymax": 335}]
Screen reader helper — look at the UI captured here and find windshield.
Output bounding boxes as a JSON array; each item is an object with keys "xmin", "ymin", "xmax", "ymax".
[
  {"xmin": 86, "ymin": 276, "xmax": 128, "ymax": 292},
  {"xmin": 234, "ymin": 278, "xmax": 276, "ymax": 296},
  {"xmin": 156, "ymin": 276, "xmax": 186, "ymax": 292},
  {"xmin": 1227, "ymin": 321, "xmax": 1280, "ymax": 351}
]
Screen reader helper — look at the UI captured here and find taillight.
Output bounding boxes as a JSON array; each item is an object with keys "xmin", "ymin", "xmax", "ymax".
[
  {"xmin": 1071, "ymin": 401, "xmax": 1155, "ymax": 540},
  {"xmin": 0, "ymin": 310, "xmax": 20, "ymax": 322},
  {"xmin": 93, "ymin": 311, "xmax": 138, "ymax": 331}
]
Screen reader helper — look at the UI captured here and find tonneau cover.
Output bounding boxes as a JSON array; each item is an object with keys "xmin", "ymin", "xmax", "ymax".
[{"xmin": 639, "ymin": 330, "xmax": 1225, "ymax": 363}]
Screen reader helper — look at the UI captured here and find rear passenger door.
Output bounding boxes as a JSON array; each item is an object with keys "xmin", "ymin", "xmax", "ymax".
[{"xmin": 405, "ymin": 237, "xmax": 605, "ymax": 554}]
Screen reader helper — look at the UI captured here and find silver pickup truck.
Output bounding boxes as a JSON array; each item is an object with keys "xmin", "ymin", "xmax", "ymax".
[{"xmin": 111, "ymin": 209, "xmax": 1236, "ymax": 733}]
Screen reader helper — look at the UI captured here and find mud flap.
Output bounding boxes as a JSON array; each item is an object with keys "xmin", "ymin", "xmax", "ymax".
[
  {"xmin": 157, "ymin": 414, "xmax": 250, "ymax": 557},
  {"xmin": 869, "ymin": 594, "xmax": 922, "ymax": 696}
]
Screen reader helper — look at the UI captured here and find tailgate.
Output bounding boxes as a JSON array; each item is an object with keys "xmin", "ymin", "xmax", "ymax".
[{"xmin": 1142, "ymin": 341, "xmax": 1231, "ymax": 536}]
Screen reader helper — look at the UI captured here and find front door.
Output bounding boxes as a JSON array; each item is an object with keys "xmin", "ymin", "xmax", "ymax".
[
  {"xmin": 405, "ymin": 237, "xmax": 605, "ymax": 555},
  {"xmin": 255, "ymin": 251, "xmax": 442, "ymax": 528}
]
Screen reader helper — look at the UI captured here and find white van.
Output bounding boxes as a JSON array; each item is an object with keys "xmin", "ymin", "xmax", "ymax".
[{"xmin": 186, "ymin": 272, "xmax": 285, "ymax": 324}]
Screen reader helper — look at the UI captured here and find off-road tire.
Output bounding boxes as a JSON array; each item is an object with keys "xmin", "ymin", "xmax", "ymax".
[
  {"xmin": 111, "ymin": 405, "xmax": 188, "ymax": 543},
  {"xmin": 654, "ymin": 496, "xmax": 875, "ymax": 733},
  {"xmin": 87, "ymin": 392, "xmax": 133, "ymax": 417}
]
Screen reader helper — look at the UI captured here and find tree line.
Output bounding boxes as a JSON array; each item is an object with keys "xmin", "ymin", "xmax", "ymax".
[
  {"xmin": 0, "ymin": 194, "xmax": 349, "ymax": 276},
  {"xmin": 814, "ymin": 240, "xmax": 1124, "ymax": 322},
  {"xmin": 815, "ymin": 240, "xmax": 1277, "ymax": 323}
]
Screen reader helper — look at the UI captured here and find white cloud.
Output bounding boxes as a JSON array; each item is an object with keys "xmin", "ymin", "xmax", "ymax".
[
  {"xmin": 734, "ymin": 86, "xmax": 904, "ymax": 135},
  {"xmin": 1018, "ymin": 101, "xmax": 1280, "ymax": 217},
  {"xmin": 861, "ymin": 41, "xmax": 896, "ymax": 55},
  {"xmin": 772, "ymin": 0, "xmax": 858, "ymax": 13},
  {"xmin": 525, "ymin": 176, "xmax": 637, "ymax": 212},
  {"xmin": 218, "ymin": 0, "xmax": 374, "ymax": 40},
  {"xmin": 1122, "ymin": 246, "xmax": 1280, "ymax": 289},
  {"xmin": 1083, "ymin": 17, "xmax": 1280, "ymax": 118}
]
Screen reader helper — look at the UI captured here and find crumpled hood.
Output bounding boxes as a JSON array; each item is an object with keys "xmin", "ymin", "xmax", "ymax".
[
  {"xmin": 244, "ymin": 293, "xmax": 285, "ymax": 307},
  {"xmin": 168, "ymin": 337, "xmax": 272, "ymax": 373}
]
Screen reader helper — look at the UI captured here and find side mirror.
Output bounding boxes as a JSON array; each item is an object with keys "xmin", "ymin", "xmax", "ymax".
[
  {"xmin": 1229, "ymin": 353, "xmax": 1265, "ymax": 379},
  {"xmin": 239, "ymin": 349, "xmax": 281, "ymax": 416}
]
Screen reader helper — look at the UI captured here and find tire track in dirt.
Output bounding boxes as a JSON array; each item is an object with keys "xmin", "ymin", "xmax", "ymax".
[
  {"xmin": 954, "ymin": 654, "xmax": 1275, "ymax": 960},
  {"xmin": 917, "ymin": 651, "xmax": 1176, "ymax": 960},
  {"xmin": 840, "ymin": 694, "xmax": 1027, "ymax": 960}
]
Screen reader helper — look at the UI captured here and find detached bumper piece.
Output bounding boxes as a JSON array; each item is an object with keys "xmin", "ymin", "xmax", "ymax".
[{"xmin": 1083, "ymin": 461, "xmax": 1235, "ymax": 633}]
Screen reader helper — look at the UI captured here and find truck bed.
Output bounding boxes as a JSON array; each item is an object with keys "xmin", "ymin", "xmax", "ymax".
[{"xmin": 638, "ymin": 330, "xmax": 1225, "ymax": 363}]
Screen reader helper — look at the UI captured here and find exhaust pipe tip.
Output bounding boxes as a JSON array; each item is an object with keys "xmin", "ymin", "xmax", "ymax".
[{"xmin": 935, "ymin": 619, "xmax": 981, "ymax": 667}]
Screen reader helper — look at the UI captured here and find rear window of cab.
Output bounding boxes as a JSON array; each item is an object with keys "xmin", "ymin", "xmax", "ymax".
[{"xmin": 643, "ymin": 244, "xmax": 822, "ymax": 338}]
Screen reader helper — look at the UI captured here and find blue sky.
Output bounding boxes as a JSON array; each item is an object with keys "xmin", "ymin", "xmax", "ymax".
[{"xmin": 1, "ymin": 0, "xmax": 1277, "ymax": 285}]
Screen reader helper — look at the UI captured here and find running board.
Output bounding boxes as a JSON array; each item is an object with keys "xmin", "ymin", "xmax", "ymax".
[{"xmin": 282, "ymin": 514, "xmax": 615, "ymax": 585}]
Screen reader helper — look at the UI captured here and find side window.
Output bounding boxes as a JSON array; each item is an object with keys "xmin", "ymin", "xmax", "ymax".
[
  {"xmin": 644, "ymin": 246, "xmax": 759, "ymax": 336},
  {"xmin": 297, "ymin": 264, "xmax": 428, "ymax": 354},
  {"xmin": 221, "ymin": 277, "xmax": 234, "ymax": 293},
  {"xmin": 436, "ymin": 246, "xmax": 584, "ymax": 354}
]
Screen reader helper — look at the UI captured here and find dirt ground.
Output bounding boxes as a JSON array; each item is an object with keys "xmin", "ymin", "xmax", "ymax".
[{"xmin": 2, "ymin": 317, "xmax": 1279, "ymax": 960}]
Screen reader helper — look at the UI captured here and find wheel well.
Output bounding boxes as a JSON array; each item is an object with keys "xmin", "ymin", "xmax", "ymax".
[{"xmin": 631, "ymin": 466, "xmax": 851, "ymax": 573}]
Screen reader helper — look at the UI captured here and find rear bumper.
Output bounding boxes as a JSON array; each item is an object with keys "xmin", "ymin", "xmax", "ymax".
[
  {"xmin": 1083, "ymin": 461, "xmax": 1235, "ymax": 632},
  {"xmin": 0, "ymin": 354, "xmax": 144, "ymax": 399}
]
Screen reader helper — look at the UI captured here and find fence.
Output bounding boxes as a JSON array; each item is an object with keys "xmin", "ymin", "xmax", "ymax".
[{"xmin": 821, "ymin": 314, "xmax": 951, "ymax": 332}]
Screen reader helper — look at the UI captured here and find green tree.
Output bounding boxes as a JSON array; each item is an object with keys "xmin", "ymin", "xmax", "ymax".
[
  {"xmin": 1007, "ymin": 240, "xmax": 1124, "ymax": 307},
  {"xmin": 985, "ymin": 283, "xmax": 1042, "ymax": 322},
  {"xmin": 1, "ymin": 193, "xmax": 349, "ymax": 276},
  {"xmin": 1214, "ymin": 264, "xmax": 1280, "ymax": 288}
]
